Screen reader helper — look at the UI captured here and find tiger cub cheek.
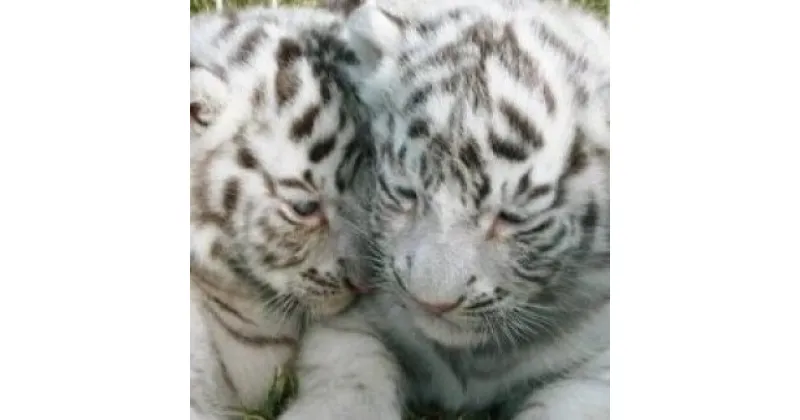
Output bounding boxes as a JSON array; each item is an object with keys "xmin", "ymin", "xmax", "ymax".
[{"xmin": 385, "ymin": 212, "xmax": 412, "ymax": 234}]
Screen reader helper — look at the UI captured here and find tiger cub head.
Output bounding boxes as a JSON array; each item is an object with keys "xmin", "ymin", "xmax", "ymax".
[
  {"xmin": 331, "ymin": 0, "xmax": 610, "ymax": 346},
  {"xmin": 190, "ymin": 8, "xmax": 371, "ymax": 320}
]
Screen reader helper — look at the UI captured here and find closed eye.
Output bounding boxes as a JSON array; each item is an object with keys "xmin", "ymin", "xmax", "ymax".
[
  {"xmin": 376, "ymin": 174, "xmax": 419, "ymax": 216},
  {"xmin": 497, "ymin": 210, "xmax": 529, "ymax": 225},
  {"xmin": 290, "ymin": 200, "xmax": 321, "ymax": 218},
  {"xmin": 395, "ymin": 186, "xmax": 417, "ymax": 201}
]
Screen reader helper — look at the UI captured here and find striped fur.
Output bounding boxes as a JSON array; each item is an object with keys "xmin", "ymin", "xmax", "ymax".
[
  {"xmin": 282, "ymin": 1, "xmax": 609, "ymax": 419},
  {"xmin": 189, "ymin": 7, "xmax": 371, "ymax": 419}
]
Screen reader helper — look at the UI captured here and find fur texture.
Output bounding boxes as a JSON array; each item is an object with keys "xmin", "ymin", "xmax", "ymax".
[
  {"xmin": 189, "ymin": 7, "xmax": 371, "ymax": 419},
  {"xmin": 282, "ymin": 1, "xmax": 609, "ymax": 419}
]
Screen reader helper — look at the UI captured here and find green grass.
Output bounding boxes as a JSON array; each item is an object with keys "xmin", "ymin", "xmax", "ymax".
[
  {"xmin": 190, "ymin": 0, "xmax": 608, "ymax": 418},
  {"xmin": 191, "ymin": 0, "xmax": 320, "ymax": 14},
  {"xmin": 573, "ymin": 0, "xmax": 610, "ymax": 17}
]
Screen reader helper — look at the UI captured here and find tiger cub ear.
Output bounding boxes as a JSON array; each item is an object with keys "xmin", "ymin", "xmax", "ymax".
[
  {"xmin": 336, "ymin": 0, "xmax": 404, "ymax": 80},
  {"xmin": 190, "ymin": 62, "xmax": 229, "ymax": 136}
]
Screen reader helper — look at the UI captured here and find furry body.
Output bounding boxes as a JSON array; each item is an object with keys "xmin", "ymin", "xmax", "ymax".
[
  {"xmin": 189, "ymin": 7, "xmax": 369, "ymax": 419},
  {"xmin": 282, "ymin": 1, "xmax": 609, "ymax": 419}
]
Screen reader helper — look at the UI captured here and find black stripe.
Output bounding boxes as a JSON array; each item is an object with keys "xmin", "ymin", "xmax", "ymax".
[
  {"xmin": 458, "ymin": 140, "xmax": 482, "ymax": 171},
  {"xmin": 231, "ymin": 27, "xmax": 266, "ymax": 64},
  {"xmin": 407, "ymin": 119, "xmax": 430, "ymax": 139},
  {"xmin": 275, "ymin": 38, "xmax": 303, "ymax": 107},
  {"xmin": 404, "ymin": 83, "xmax": 433, "ymax": 113},
  {"xmin": 222, "ymin": 178, "xmax": 239, "ymax": 215},
  {"xmin": 220, "ymin": 256, "xmax": 279, "ymax": 303},
  {"xmin": 208, "ymin": 296, "xmax": 257, "ymax": 326},
  {"xmin": 334, "ymin": 138, "xmax": 364, "ymax": 193},
  {"xmin": 217, "ymin": 12, "xmax": 240, "ymax": 43},
  {"xmin": 377, "ymin": 175, "xmax": 403, "ymax": 209},
  {"xmin": 291, "ymin": 105, "xmax": 321, "ymax": 140},
  {"xmin": 380, "ymin": 8, "xmax": 406, "ymax": 27},
  {"xmin": 578, "ymin": 196, "xmax": 599, "ymax": 251},
  {"xmin": 308, "ymin": 135, "xmax": 337, "ymax": 163},
  {"xmin": 512, "ymin": 267, "xmax": 550, "ymax": 286},
  {"xmin": 536, "ymin": 223, "xmax": 567, "ymax": 253},
  {"xmin": 499, "ymin": 100, "xmax": 543, "ymax": 149},
  {"xmin": 526, "ymin": 185, "xmax": 553, "ymax": 201},
  {"xmin": 190, "ymin": 102, "xmax": 209, "ymax": 127},
  {"xmin": 237, "ymin": 147, "xmax": 258, "ymax": 169},
  {"xmin": 563, "ymin": 128, "xmax": 589, "ymax": 178},
  {"xmin": 475, "ymin": 172, "xmax": 491, "ymax": 208},
  {"xmin": 217, "ymin": 354, "xmax": 239, "ymax": 396},
  {"xmin": 489, "ymin": 130, "xmax": 528, "ymax": 161},
  {"xmin": 516, "ymin": 217, "xmax": 555, "ymax": 238},
  {"xmin": 515, "ymin": 173, "xmax": 531, "ymax": 197},
  {"xmin": 205, "ymin": 303, "xmax": 298, "ymax": 347}
]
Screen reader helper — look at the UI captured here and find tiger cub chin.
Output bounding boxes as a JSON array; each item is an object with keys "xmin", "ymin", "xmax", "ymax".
[{"xmin": 189, "ymin": 6, "xmax": 371, "ymax": 419}]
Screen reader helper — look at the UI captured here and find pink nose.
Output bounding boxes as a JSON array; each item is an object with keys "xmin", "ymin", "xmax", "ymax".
[{"xmin": 412, "ymin": 297, "xmax": 463, "ymax": 315}]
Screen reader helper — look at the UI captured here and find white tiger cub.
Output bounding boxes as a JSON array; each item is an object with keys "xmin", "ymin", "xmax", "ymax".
[
  {"xmin": 190, "ymin": 7, "xmax": 371, "ymax": 420},
  {"xmin": 281, "ymin": 1, "xmax": 609, "ymax": 419}
]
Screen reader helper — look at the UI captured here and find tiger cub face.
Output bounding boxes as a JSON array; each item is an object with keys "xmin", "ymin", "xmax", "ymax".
[
  {"xmin": 336, "ymin": 0, "xmax": 609, "ymax": 346},
  {"xmin": 190, "ymin": 9, "xmax": 369, "ymax": 319}
]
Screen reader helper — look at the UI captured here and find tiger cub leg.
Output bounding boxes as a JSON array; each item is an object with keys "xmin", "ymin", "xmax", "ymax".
[
  {"xmin": 278, "ymin": 314, "xmax": 404, "ymax": 420},
  {"xmin": 507, "ymin": 352, "xmax": 609, "ymax": 420},
  {"xmin": 191, "ymin": 286, "xmax": 302, "ymax": 418}
]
